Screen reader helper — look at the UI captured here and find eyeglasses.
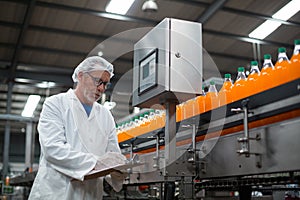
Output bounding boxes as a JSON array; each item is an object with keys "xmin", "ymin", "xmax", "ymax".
[{"xmin": 86, "ymin": 72, "xmax": 110, "ymax": 88}]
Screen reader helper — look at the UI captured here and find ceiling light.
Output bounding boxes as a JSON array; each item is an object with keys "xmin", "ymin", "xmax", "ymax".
[
  {"xmin": 98, "ymin": 51, "xmax": 103, "ymax": 57},
  {"xmin": 36, "ymin": 81, "xmax": 56, "ymax": 88},
  {"xmin": 272, "ymin": 0, "xmax": 300, "ymax": 21},
  {"xmin": 249, "ymin": 0, "xmax": 300, "ymax": 40},
  {"xmin": 142, "ymin": 0, "xmax": 158, "ymax": 12},
  {"xmin": 249, "ymin": 20, "xmax": 281, "ymax": 40},
  {"xmin": 22, "ymin": 95, "xmax": 41, "ymax": 117},
  {"xmin": 106, "ymin": 0, "xmax": 135, "ymax": 15}
]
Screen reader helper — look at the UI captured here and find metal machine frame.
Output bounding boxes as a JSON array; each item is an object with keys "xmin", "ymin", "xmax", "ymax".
[{"xmin": 120, "ymin": 79, "xmax": 300, "ymax": 199}]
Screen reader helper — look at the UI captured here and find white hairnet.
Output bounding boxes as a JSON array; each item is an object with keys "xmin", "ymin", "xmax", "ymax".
[{"xmin": 72, "ymin": 56, "xmax": 114, "ymax": 82}]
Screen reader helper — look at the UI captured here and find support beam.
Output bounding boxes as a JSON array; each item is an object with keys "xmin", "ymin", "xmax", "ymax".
[
  {"xmin": 2, "ymin": 81, "xmax": 13, "ymax": 179},
  {"xmin": 197, "ymin": 0, "xmax": 228, "ymax": 24},
  {"xmin": 25, "ymin": 122, "xmax": 35, "ymax": 172},
  {"xmin": 0, "ymin": 114, "xmax": 38, "ymax": 122},
  {"xmin": 9, "ymin": 0, "xmax": 36, "ymax": 80}
]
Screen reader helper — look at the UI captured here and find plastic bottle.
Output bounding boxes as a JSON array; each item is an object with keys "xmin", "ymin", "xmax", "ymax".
[
  {"xmin": 137, "ymin": 114, "xmax": 145, "ymax": 136},
  {"xmin": 116, "ymin": 124, "xmax": 123, "ymax": 135},
  {"xmin": 184, "ymin": 97, "xmax": 197, "ymax": 119},
  {"xmin": 219, "ymin": 74, "xmax": 233, "ymax": 106},
  {"xmin": 260, "ymin": 54, "xmax": 275, "ymax": 91},
  {"xmin": 157, "ymin": 110, "xmax": 166, "ymax": 129},
  {"xmin": 274, "ymin": 47, "xmax": 291, "ymax": 86},
  {"xmin": 205, "ymin": 81, "xmax": 219, "ymax": 111},
  {"xmin": 195, "ymin": 85, "xmax": 206, "ymax": 114},
  {"xmin": 290, "ymin": 39, "xmax": 300, "ymax": 81},
  {"xmin": 247, "ymin": 61, "xmax": 261, "ymax": 96},
  {"xmin": 231, "ymin": 67, "xmax": 247, "ymax": 102},
  {"xmin": 140, "ymin": 112, "xmax": 151, "ymax": 134},
  {"xmin": 118, "ymin": 121, "xmax": 131, "ymax": 142},
  {"xmin": 129, "ymin": 116, "xmax": 139, "ymax": 137},
  {"xmin": 176, "ymin": 103, "xmax": 183, "ymax": 122},
  {"xmin": 148, "ymin": 109, "xmax": 156, "ymax": 131}
]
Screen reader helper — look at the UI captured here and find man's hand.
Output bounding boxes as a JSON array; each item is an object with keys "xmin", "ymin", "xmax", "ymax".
[{"xmin": 105, "ymin": 171, "xmax": 127, "ymax": 192}]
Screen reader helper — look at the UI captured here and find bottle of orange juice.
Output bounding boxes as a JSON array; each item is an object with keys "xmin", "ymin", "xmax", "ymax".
[
  {"xmin": 290, "ymin": 39, "xmax": 300, "ymax": 81},
  {"xmin": 259, "ymin": 54, "xmax": 275, "ymax": 91},
  {"xmin": 131, "ymin": 116, "xmax": 140, "ymax": 137},
  {"xmin": 149, "ymin": 109, "xmax": 157, "ymax": 131},
  {"xmin": 274, "ymin": 47, "xmax": 291, "ymax": 86},
  {"xmin": 125, "ymin": 119, "xmax": 134, "ymax": 138},
  {"xmin": 231, "ymin": 67, "xmax": 247, "ymax": 102},
  {"xmin": 183, "ymin": 97, "xmax": 197, "ymax": 119},
  {"xmin": 195, "ymin": 85, "xmax": 206, "ymax": 114},
  {"xmin": 205, "ymin": 81, "xmax": 219, "ymax": 111},
  {"xmin": 155, "ymin": 110, "xmax": 165, "ymax": 129},
  {"xmin": 176, "ymin": 103, "xmax": 183, "ymax": 122},
  {"xmin": 140, "ymin": 112, "xmax": 150, "ymax": 134},
  {"xmin": 247, "ymin": 61, "xmax": 261, "ymax": 96},
  {"xmin": 219, "ymin": 73, "xmax": 233, "ymax": 106}
]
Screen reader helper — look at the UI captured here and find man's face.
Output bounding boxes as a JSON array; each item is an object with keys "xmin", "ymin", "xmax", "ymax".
[{"xmin": 79, "ymin": 70, "xmax": 110, "ymax": 104}]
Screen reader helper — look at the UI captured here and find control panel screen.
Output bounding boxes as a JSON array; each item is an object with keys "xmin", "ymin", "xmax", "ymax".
[{"xmin": 138, "ymin": 49, "xmax": 158, "ymax": 95}]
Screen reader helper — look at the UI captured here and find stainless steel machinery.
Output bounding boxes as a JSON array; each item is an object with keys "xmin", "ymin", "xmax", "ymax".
[
  {"xmin": 132, "ymin": 18, "xmax": 203, "ymax": 108},
  {"xmin": 117, "ymin": 18, "xmax": 300, "ymax": 200},
  {"xmin": 120, "ymin": 78, "xmax": 300, "ymax": 200}
]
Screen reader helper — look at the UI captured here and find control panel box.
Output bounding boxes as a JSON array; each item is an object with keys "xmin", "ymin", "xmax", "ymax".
[{"xmin": 132, "ymin": 18, "xmax": 202, "ymax": 107}]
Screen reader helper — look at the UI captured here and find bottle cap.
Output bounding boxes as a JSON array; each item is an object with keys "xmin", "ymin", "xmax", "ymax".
[
  {"xmin": 251, "ymin": 61, "xmax": 258, "ymax": 66},
  {"xmin": 210, "ymin": 80, "xmax": 215, "ymax": 85},
  {"xmin": 295, "ymin": 39, "xmax": 300, "ymax": 45},
  {"xmin": 278, "ymin": 47, "xmax": 286, "ymax": 53},
  {"xmin": 238, "ymin": 67, "xmax": 245, "ymax": 72},
  {"xmin": 224, "ymin": 73, "xmax": 231, "ymax": 78},
  {"xmin": 264, "ymin": 54, "xmax": 271, "ymax": 59}
]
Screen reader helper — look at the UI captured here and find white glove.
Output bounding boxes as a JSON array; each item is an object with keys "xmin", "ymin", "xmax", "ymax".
[
  {"xmin": 95, "ymin": 152, "xmax": 127, "ymax": 171},
  {"xmin": 105, "ymin": 171, "xmax": 127, "ymax": 192}
]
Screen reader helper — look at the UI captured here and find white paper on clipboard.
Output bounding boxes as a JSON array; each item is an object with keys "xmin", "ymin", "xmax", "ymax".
[{"xmin": 83, "ymin": 162, "xmax": 145, "ymax": 180}]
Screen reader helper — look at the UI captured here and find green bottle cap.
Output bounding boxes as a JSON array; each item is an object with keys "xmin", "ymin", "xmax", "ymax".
[
  {"xmin": 278, "ymin": 47, "xmax": 286, "ymax": 53},
  {"xmin": 238, "ymin": 67, "xmax": 245, "ymax": 72},
  {"xmin": 295, "ymin": 39, "xmax": 300, "ymax": 45},
  {"xmin": 251, "ymin": 61, "xmax": 258, "ymax": 66},
  {"xmin": 224, "ymin": 73, "xmax": 231, "ymax": 78},
  {"xmin": 264, "ymin": 54, "xmax": 271, "ymax": 59},
  {"xmin": 210, "ymin": 80, "xmax": 215, "ymax": 85}
]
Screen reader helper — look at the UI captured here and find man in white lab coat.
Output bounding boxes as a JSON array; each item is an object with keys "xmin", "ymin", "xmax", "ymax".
[{"xmin": 29, "ymin": 56, "xmax": 125, "ymax": 200}]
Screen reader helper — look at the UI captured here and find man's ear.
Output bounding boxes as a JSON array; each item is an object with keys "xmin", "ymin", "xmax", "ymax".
[{"xmin": 77, "ymin": 71, "xmax": 84, "ymax": 81}]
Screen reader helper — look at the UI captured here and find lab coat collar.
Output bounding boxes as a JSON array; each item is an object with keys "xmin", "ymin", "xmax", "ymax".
[{"xmin": 66, "ymin": 89, "xmax": 96, "ymax": 120}]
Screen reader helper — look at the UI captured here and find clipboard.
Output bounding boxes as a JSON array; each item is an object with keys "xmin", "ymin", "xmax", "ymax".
[{"xmin": 83, "ymin": 162, "xmax": 144, "ymax": 180}]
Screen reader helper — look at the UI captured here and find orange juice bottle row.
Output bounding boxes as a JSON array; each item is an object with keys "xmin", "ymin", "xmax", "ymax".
[
  {"xmin": 117, "ymin": 109, "xmax": 166, "ymax": 142},
  {"xmin": 176, "ymin": 39, "xmax": 300, "ymax": 122},
  {"xmin": 117, "ymin": 39, "xmax": 300, "ymax": 142}
]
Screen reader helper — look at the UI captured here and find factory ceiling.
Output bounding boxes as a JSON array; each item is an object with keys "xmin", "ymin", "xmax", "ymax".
[{"xmin": 0, "ymin": 0, "xmax": 300, "ymax": 136}]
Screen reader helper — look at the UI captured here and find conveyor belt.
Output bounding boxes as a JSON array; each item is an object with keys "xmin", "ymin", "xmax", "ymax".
[{"xmin": 120, "ymin": 78, "xmax": 300, "ymax": 153}]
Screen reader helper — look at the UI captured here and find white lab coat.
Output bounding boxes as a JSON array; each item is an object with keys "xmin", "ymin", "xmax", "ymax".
[{"xmin": 28, "ymin": 89, "xmax": 121, "ymax": 200}]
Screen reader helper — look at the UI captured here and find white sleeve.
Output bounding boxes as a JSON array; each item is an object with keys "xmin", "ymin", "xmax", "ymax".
[
  {"xmin": 105, "ymin": 112, "xmax": 121, "ymax": 153},
  {"xmin": 38, "ymin": 97, "xmax": 97, "ymax": 181}
]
